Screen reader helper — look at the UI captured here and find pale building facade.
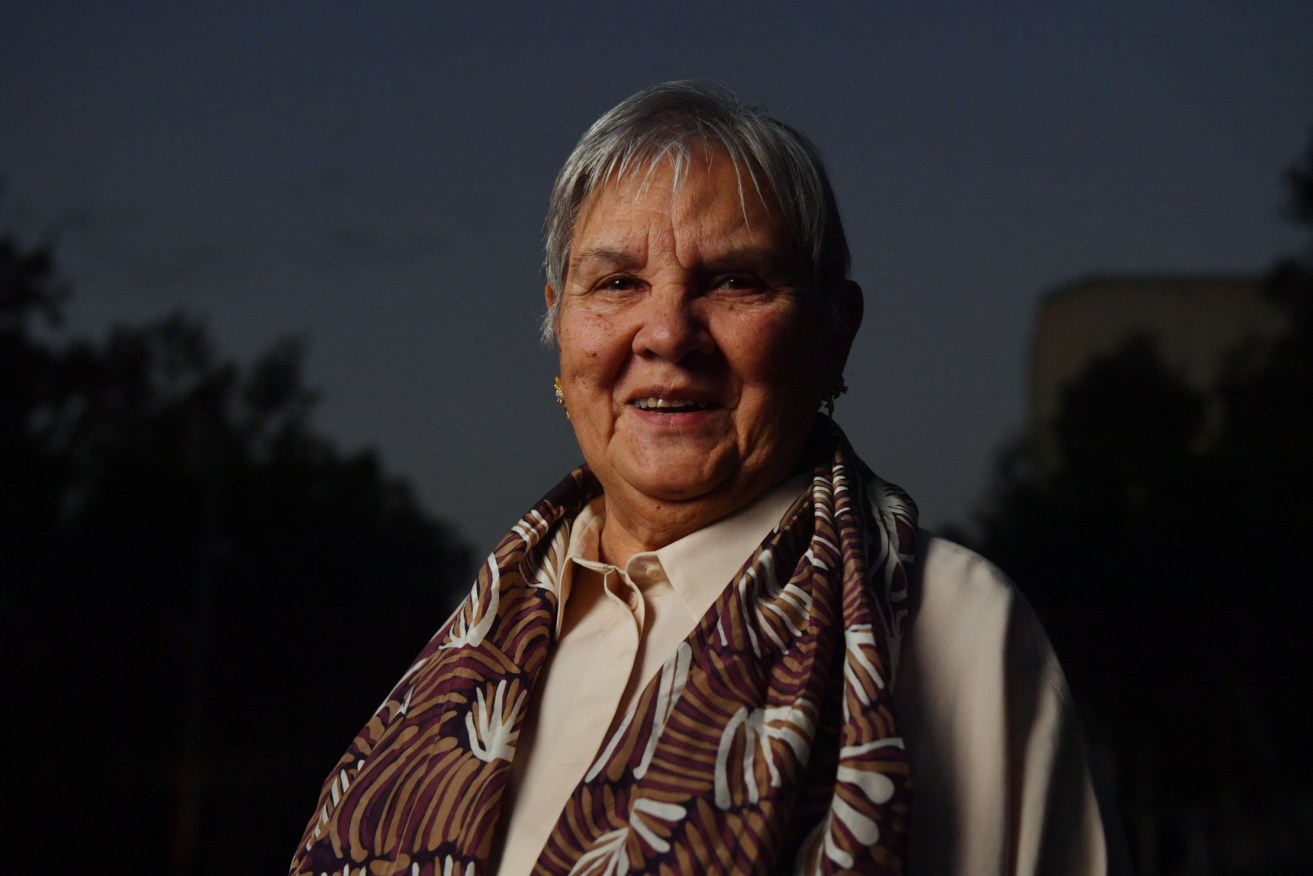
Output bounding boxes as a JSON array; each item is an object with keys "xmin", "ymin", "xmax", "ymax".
[{"xmin": 1028, "ymin": 274, "xmax": 1285, "ymax": 473}]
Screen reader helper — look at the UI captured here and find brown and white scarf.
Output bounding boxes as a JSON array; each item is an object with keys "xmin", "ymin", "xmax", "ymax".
[{"xmin": 290, "ymin": 420, "xmax": 917, "ymax": 874}]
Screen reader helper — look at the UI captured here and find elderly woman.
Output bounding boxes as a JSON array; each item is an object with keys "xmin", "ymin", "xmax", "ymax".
[{"xmin": 290, "ymin": 82, "xmax": 1118, "ymax": 874}]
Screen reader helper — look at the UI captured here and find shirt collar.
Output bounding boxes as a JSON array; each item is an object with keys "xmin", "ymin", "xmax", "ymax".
[
  {"xmin": 560, "ymin": 475, "xmax": 809, "ymax": 631},
  {"xmin": 656, "ymin": 475, "xmax": 809, "ymax": 620}
]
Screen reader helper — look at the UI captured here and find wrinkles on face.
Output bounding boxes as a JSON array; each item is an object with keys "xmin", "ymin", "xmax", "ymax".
[{"xmin": 548, "ymin": 150, "xmax": 840, "ymax": 564}]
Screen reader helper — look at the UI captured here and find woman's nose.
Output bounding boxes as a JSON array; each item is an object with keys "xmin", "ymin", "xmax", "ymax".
[{"xmin": 631, "ymin": 288, "xmax": 714, "ymax": 363}]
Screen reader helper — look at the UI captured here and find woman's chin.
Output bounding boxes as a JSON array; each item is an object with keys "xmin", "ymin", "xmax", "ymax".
[
  {"xmin": 616, "ymin": 470, "xmax": 729, "ymax": 505},
  {"xmin": 609, "ymin": 459, "xmax": 778, "ymax": 513}
]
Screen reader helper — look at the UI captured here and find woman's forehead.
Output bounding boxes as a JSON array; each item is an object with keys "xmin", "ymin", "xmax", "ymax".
[
  {"xmin": 570, "ymin": 157, "xmax": 792, "ymax": 267},
  {"xmin": 592, "ymin": 144, "xmax": 776, "ymax": 216},
  {"xmin": 591, "ymin": 148, "xmax": 781, "ymax": 220}
]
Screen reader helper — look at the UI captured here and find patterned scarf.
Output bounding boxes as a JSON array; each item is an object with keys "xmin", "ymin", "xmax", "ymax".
[{"xmin": 290, "ymin": 420, "xmax": 918, "ymax": 875}]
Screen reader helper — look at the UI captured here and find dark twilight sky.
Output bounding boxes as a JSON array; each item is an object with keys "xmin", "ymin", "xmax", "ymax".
[{"xmin": 4, "ymin": 2, "xmax": 1311, "ymax": 556}]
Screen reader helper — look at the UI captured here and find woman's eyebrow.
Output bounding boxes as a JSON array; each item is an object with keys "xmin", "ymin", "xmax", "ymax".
[
  {"xmin": 703, "ymin": 245, "xmax": 798, "ymax": 277},
  {"xmin": 570, "ymin": 247, "xmax": 637, "ymax": 275},
  {"xmin": 570, "ymin": 244, "xmax": 798, "ymax": 280}
]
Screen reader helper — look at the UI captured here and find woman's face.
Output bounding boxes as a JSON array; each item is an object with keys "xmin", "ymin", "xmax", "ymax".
[{"xmin": 548, "ymin": 151, "xmax": 858, "ymax": 545}]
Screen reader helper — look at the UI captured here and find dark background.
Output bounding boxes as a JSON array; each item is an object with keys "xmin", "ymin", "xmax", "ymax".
[{"xmin": 3, "ymin": 3, "xmax": 1310, "ymax": 873}]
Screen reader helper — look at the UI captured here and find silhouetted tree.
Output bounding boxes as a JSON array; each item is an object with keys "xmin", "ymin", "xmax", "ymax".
[
  {"xmin": 1, "ymin": 232, "xmax": 470, "ymax": 873},
  {"xmin": 972, "ymin": 134, "xmax": 1313, "ymax": 873}
]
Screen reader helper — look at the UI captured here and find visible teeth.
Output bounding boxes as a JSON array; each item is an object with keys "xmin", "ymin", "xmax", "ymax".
[{"xmin": 635, "ymin": 397, "xmax": 698, "ymax": 411}]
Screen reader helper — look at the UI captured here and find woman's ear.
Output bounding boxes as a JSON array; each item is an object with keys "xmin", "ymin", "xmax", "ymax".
[{"xmin": 543, "ymin": 283, "xmax": 560, "ymax": 347}]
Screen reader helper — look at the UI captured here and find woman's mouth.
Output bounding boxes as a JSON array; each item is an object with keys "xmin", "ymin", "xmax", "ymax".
[{"xmin": 632, "ymin": 397, "xmax": 711, "ymax": 413}]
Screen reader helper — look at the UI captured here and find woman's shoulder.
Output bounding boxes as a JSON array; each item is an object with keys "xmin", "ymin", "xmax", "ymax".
[
  {"xmin": 897, "ymin": 532, "xmax": 1125, "ymax": 874},
  {"xmin": 905, "ymin": 530, "xmax": 1051, "ymax": 662},
  {"xmin": 913, "ymin": 530, "xmax": 1016, "ymax": 602},
  {"xmin": 896, "ymin": 530, "xmax": 1079, "ymax": 765}
]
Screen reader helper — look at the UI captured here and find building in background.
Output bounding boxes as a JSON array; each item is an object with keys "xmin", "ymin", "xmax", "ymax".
[{"xmin": 1028, "ymin": 274, "xmax": 1284, "ymax": 474}]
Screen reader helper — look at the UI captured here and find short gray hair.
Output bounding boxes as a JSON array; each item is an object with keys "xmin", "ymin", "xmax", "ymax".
[{"xmin": 541, "ymin": 80, "xmax": 850, "ymax": 342}]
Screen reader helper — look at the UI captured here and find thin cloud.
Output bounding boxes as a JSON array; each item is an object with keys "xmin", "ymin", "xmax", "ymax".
[
  {"xmin": 3, "ymin": 198, "xmax": 229, "ymax": 289},
  {"xmin": 283, "ymin": 222, "xmax": 443, "ymax": 268}
]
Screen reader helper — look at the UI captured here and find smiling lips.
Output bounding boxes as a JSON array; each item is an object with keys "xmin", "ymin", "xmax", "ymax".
[{"xmin": 630, "ymin": 393, "xmax": 718, "ymax": 413}]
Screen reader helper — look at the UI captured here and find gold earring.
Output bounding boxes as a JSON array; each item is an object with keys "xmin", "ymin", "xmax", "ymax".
[
  {"xmin": 554, "ymin": 376, "xmax": 570, "ymax": 420},
  {"xmin": 822, "ymin": 377, "xmax": 849, "ymax": 417}
]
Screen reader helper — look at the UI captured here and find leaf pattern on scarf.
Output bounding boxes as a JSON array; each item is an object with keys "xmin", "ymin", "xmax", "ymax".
[
  {"xmin": 440, "ymin": 857, "xmax": 476, "ymax": 876},
  {"xmin": 466, "ymin": 679, "xmax": 527, "ymax": 762},
  {"xmin": 798, "ymin": 737, "xmax": 905, "ymax": 870},
  {"xmin": 441, "ymin": 557, "xmax": 500, "ymax": 650},
  {"xmin": 714, "ymin": 701, "xmax": 818, "ymax": 808},
  {"xmin": 586, "ymin": 640, "xmax": 694, "ymax": 784},
  {"xmin": 567, "ymin": 827, "xmax": 629, "ymax": 876},
  {"xmin": 734, "ymin": 552, "xmax": 814, "ymax": 658},
  {"xmin": 567, "ymin": 797, "xmax": 690, "ymax": 876},
  {"xmin": 523, "ymin": 518, "xmax": 570, "ymax": 594},
  {"xmin": 843, "ymin": 623, "xmax": 885, "ymax": 721}
]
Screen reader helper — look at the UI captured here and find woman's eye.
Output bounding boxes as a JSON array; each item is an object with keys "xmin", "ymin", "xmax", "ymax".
[
  {"xmin": 597, "ymin": 275, "xmax": 641, "ymax": 293},
  {"xmin": 712, "ymin": 274, "xmax": 762, "ymax": 294}
]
